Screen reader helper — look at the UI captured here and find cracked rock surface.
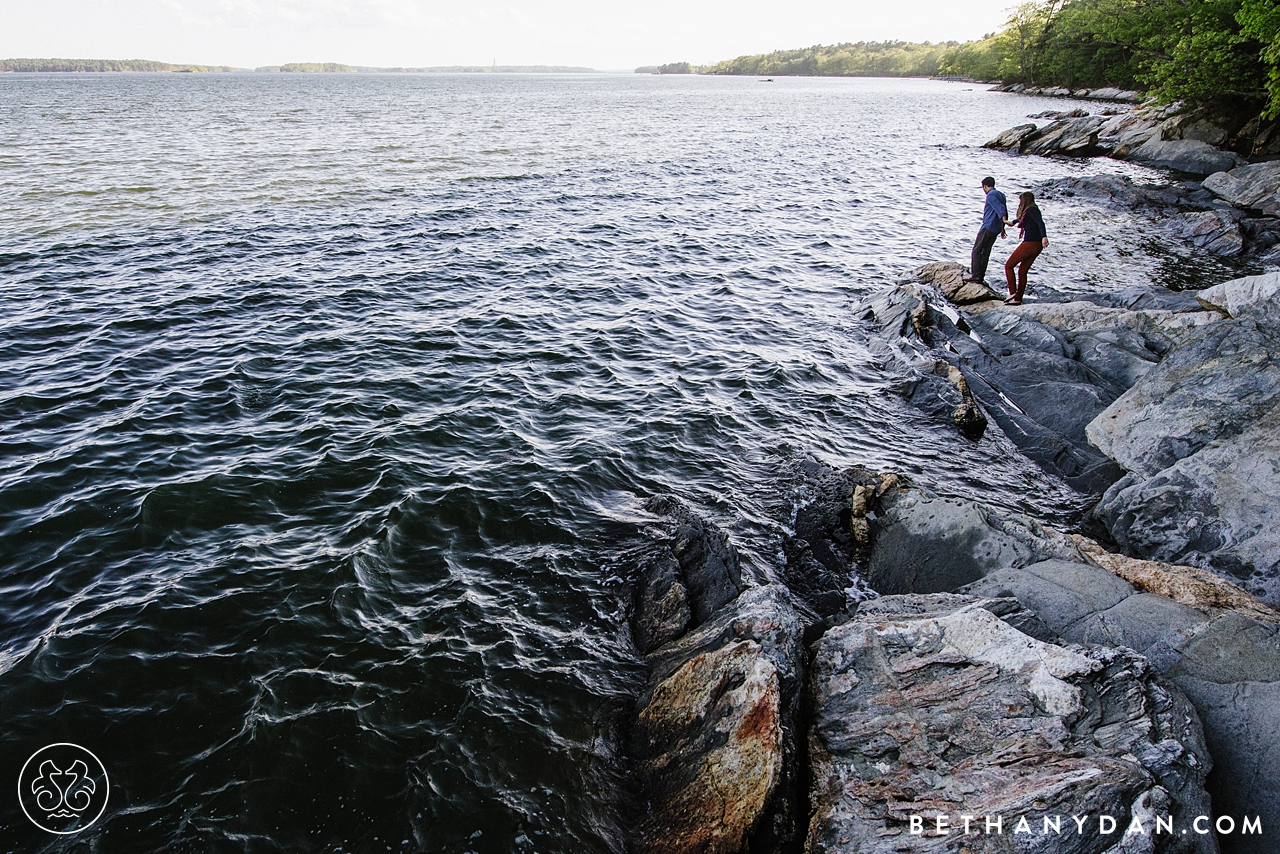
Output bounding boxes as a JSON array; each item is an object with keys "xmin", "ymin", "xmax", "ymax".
[{"xmin": 806, "ymin": 594, "xmax": 1216, "ymax": 854}]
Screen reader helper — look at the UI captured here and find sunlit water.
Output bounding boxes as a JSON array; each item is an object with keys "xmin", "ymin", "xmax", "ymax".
[{"xmin": 0, "ymin": 73, "xmax": 1254, "ymax": 853}]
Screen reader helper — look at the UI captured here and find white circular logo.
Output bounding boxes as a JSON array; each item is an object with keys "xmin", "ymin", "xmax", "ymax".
[{"xmin": 17, "ymin": 743, "xmax": 109, "ymax": 835}]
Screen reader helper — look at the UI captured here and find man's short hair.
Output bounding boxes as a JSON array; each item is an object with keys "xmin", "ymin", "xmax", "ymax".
[{"xmin": 982, "ymin": 177, "xmax": 996, "ymax": 188}]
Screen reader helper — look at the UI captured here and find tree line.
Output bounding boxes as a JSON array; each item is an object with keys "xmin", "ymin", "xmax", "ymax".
[
  {"xmin": 641, "ymin": 42, "xmax": 958, "ymax": 78},
  {"xmin": 942, "ymin": 0, "xmax": 1280, "ymax": 117},
  {"xmin": 644, "ymin": 1, "xmax": 1280, "ymax": 118},
  {"xmin": 0, "ymin": 58, "xmax": 233, "ymax": 73}
]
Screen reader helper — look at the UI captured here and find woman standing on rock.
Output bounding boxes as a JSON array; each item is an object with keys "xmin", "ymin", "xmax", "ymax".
[{"xmin": 1004, "ymin": 192, "xmax": 1049, "ymax": 305}]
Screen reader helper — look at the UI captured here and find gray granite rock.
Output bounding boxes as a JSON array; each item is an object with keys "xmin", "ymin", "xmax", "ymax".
[
  {"xmin": 1165, "ymin": 210, "xmax": 1243, "ymax": 256},
  {"xmin": 866, "ymin": 491, "xmax": 1084, "ymax": 595},
  {"xmin": 1127, "ymin": 138, "xmax": 1245, "ymax": 176},
  {"xmin": 1098, "ymin": 112, "xmax": 1162, "ymax": 157},
  {"xmin": 858, "ymin": 273, "xmax": 1204, "ymax": 493},
  {"xmin": 1197, "ymin": 270, "xmax": 1280, "ymax": 327},
  {"xmin": 1083, "ymin": 307, "xmax": 1280, "ymax": 602},
  {"xmin": 962, "ymin": 562, "xmax": 1280, "ymax": 854},
  {"xmin": 1094, "ymin": 404, "xmax": 1280, "ymax": 604},
  {"xmin": 1023, "ymin": 116, "xmax": 1108, "ymax": 156},
  {"xmin": 1086, "ymin": 320, "xmax": 1280, "ymax": 479},
  {"xmin": 986, "ymin": 123, "xmax": 1040, "ymax": 150},
  {"xmin": 806, "ymin": 594, "xmax": 1216, "ymax": 854},
  {"xmin": 1202, "ymin": 161, "xmax": 1280, "ymax": 215}
]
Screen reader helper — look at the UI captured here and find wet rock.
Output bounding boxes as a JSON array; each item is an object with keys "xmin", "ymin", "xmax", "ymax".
[
  {"xmin": 1036, "ymin": 173, "xmax": 1201, "ymax": 211},
  {"xmin": 1127, "ymin": 137, "xmax": 1245, "ymax": 177},
  {"xmin": 941, "ymin": 308, "xmax": 1132, "ymax": 492},
  {"xmin": 631, "ymin": 547, "xmax": 693, "ymax": 654},
  {"xmin": 859, "ymin": 275, "xmax": 1184, "ymax": 492},
  {"xmin": 985, "ymin": 123, "xmax": 1039, "ymax": 150},
  {"xmin": 806, "ymin": 594, "xmax": 1216, "ymax": 854},
  {"xmin": 632, "ymin": 584, "xmax": 805, "ymax": 854},
  {"xmin": 1165, "ymin": 210, "xmax": 1244, "ymax": 256},
  {"xmin": 637, "ymin": 496, "xmax": 745, "ymax": 632},
  {"xmin": 1022, "ymin": 116, "xmax": 1108, "ymax": 156},
  {"xmin": 780, "ymin": 461, "xmax": 889, "ymax": 618}
]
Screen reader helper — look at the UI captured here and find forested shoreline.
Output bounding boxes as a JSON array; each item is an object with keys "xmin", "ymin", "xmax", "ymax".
[{"xmin": 646, "ymin": 0, "xmax": 1280, "ymax": 120}]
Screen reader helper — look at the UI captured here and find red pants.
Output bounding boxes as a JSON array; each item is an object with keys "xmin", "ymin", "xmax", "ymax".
[{"xmin": 1005, "ymin": 241, "xmax": 1042, "ymax": 300}]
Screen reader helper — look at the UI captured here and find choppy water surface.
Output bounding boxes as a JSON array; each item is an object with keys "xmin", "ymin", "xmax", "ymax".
[{"xmin": 0, "ymin": 73, "xmax": 1245, "ymax": 852}]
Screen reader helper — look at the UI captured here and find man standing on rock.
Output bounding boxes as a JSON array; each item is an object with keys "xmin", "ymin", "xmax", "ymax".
[{"xmin": 965, "ymin": 177, "xmax": 1007, "ymax": 284}]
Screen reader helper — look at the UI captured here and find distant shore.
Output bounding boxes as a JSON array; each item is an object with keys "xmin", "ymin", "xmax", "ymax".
[{"xmin": 0, "ymin": 58, "xmax": 597, "ymax": 74}]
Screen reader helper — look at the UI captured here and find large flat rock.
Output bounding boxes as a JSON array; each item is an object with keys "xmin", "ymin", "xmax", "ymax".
[
  {"xmin": 806, "ymin": 594, "xmax": 1216, "ymax": 854},
  {"xmin": 1094, "ymin": 403, "xmax": 1280, "ymax": 603},
  {"xmin": 964, "ymin": 565, "xmax": 1280, "ymax": 854},
  {"xmin": 866, "ymin": 489, "xmax": 1279, "ymax": 853},
  {"xmin": 1086, "ymin": 320, "xmax": 1280, "ymax": 479},
  {"xmin": 866, "ymin": 490, "xmax": 1085, "ymax": 595},
  {"xmin": 1128, "ymin": 138, "xmax": 1245, "ymax": 176}
]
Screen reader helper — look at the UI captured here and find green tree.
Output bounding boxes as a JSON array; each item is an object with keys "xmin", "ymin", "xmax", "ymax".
[{"xmin": 1239, "ymin": 0, "xmax": 1280, "ymax": 115}]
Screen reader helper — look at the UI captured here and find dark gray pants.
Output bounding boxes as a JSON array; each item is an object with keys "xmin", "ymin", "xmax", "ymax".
[{"xmin": 970, "ymin": 227, "xmax": 999, "ymax": 282}]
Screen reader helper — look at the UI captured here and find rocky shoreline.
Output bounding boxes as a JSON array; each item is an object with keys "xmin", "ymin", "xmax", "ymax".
[
  {"xmin": 611, "ymin": 87, "xmax": 1280, "ymax": 852},
  {"xmin": 984, "ymin": 90, "xmax": 1280, "ymax": 265},
  {"xmin": 614, "ymin": 260, "xmax": 1280, "ymax": 852}
]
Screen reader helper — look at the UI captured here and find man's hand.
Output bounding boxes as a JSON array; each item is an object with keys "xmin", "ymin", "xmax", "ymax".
[{"xmin": 1042, "ymin": 237, "xmax": 1050, "ymax": 248}]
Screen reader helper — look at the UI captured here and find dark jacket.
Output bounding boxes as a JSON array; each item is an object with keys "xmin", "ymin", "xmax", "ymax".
[{"xmin": 1016, "ymin": 206, "xmax": 1046, "ymax": 243}]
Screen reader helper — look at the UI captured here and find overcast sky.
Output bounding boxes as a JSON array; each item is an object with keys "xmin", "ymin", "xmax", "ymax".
[{"xmin": 2, "ymin": 0, "xmax": 1013, "ymax": 70}]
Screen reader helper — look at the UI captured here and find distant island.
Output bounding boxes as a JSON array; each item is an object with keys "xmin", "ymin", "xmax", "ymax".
[
  {"xmin": 0, "ymin": 58, "xmax": 238, "ymax": 73},
  {"xmin": 265, "ymin": 63, "xmax": 596, "ymax": 73},
  {"xmin": 0, "ymin": 58, "xmax": 596, "ymax": 74}
]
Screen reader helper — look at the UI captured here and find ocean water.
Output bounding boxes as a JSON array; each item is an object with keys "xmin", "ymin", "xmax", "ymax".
[{"xmin": 0, "ymin": 72, "xmax": 1244, "ymax": 852}]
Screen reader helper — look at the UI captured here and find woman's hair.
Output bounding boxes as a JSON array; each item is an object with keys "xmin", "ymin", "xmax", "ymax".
[{"xmin": 1017, "ymin": 192, "xmax": 1037, "ymax": 220}]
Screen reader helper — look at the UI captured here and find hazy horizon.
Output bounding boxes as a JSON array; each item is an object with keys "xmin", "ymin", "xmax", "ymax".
[{"xmin": 3, "ymin": 0, "xmax": 1011, "ymax": 72}]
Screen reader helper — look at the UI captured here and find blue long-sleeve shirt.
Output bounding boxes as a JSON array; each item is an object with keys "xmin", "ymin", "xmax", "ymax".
[{"xmin": 982, "ymin": 188, "xmax": 1007, "ymax": 234}]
